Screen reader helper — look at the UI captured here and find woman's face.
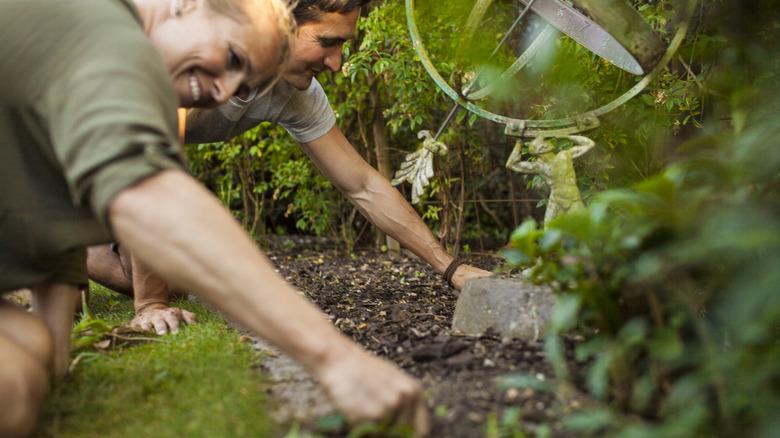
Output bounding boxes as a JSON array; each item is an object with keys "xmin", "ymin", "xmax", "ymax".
[{"xmin": 149, "ymin": 3, "xmax": 282, "ymax": 107}]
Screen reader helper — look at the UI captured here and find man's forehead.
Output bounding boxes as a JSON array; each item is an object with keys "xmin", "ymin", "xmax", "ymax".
[{"xmin": 310, "ymin": 10, "xmax": 358, "ymax": 37}]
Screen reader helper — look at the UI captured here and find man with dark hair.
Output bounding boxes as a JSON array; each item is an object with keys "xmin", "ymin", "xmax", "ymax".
[{"xmin": 88, "ymin": 0, "xmax": 493, "ymax": 335}]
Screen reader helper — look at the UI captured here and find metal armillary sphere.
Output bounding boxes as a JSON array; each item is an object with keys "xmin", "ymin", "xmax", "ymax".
[{"xmin": 393, "ymin": 0, "xmax": 697, "ymax": 223}]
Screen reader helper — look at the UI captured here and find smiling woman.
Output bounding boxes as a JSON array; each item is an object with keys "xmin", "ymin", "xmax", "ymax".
[
  {"xmin": 142, "ymin": 0, "xmax": 296, "ymax": 107},
  {"xmin": 0, "ymin": 0, "xmax": 296, "ymax": 434},
  {"xmin": 203, "ymin": 0, "xmax": 297, "ymax": 95}
]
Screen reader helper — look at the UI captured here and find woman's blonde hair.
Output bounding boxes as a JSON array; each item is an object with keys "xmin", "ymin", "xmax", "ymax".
[{"xmin": 204, "ymin": 0, "xmax": 297, "ymax": 95}]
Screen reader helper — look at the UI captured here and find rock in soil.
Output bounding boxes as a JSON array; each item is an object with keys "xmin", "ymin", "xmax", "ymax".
[{"xmin": 452, "ymin": 278, "xmax": 556, "ymax": 341}]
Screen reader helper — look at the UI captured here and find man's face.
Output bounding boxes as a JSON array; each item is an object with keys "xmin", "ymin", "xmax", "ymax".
[
  {"xmin": 284, "ymin": 9, "xmax": 359, "ymax": 90},
  {"xmin": 150, "ymin": 5, "xmax": 282, "ymax": 107}
]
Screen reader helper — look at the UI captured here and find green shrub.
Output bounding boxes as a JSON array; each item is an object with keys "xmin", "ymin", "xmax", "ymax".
[
  {"xmin": 503, "ymin": 3, "xmax": 780, "ymax": 435},
  {"xmin": 187, "ymin": 122, "xmax": 342, "ymax": 238}
]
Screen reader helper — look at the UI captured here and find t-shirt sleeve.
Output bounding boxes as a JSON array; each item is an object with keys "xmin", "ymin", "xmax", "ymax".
[
  {"xmin": 185, "ymin": 101, "xmax": 262, "ymax": 144},
  {"xmin": 26, "ymin": 1, "xmax": 184, "ymax": 227},
  {"xmin": 277, "ymin": 79, "xmax": 336, "ymax": 144},
  {"xmin": 185, "ymin": 79, "xmax": 336, "ymax": 145}
]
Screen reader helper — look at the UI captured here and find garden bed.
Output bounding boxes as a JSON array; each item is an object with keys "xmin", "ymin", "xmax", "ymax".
[{"xmin": 264, "ymin": 236, "xmax": 575, "ymax": 437}]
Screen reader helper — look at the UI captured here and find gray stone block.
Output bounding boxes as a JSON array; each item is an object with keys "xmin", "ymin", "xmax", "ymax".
[{"xmin": 452, "ymin": 278, "xmax": 556, "ymax": 340}]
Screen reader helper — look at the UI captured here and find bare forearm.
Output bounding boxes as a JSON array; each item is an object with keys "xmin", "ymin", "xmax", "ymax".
[
  {"xmin": 348, "ymin": 173, "xmax": 453, "ymax": 273},
  {"xmin": 108, "ymin": 170, "xmax": 354, "ymax": 372},
  {"xmin": 302, "ymin": 128, "xmax": 455, "ymax": 274}
]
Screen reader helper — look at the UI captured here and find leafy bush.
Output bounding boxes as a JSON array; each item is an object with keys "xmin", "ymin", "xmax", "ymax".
[
  {"xmin": 503, "ymin": 2, "xmax": 780, "ymax": 435},
  {"xmin": 187, "ymin": 122, "xmax": 342, "ymax": 238}
]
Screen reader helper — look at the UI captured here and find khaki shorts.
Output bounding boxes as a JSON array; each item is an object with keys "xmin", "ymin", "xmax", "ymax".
[{"xmin": 38, "ymin": 246, "xmax": 89, "ymax": 288}]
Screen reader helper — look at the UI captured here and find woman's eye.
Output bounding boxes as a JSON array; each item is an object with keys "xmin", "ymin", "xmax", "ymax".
[{"xmin": 228, "ymin": 49, "xmax": 243, "ymax": 70}]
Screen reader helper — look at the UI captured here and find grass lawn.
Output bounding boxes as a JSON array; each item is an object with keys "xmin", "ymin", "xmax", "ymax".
[{"xmin": 37, "ymin": 284, "xmax": 276, "ymax": 438}]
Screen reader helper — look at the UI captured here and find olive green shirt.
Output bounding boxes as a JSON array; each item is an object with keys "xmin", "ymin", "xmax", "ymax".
[{"xmin": 0, "ymin": 0, "xmax": 185, "ymax": 291}]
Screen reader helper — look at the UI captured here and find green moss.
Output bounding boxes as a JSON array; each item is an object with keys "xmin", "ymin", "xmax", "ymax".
[{"xmin": 38, "ymin": 284, "xmax": 275, "ymax": 437}]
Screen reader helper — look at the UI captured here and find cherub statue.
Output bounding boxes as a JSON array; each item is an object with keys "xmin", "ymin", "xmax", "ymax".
[
  {"xmin": 506, "ymin": 135, "xmax": 595, "ymax": 226},
  {"xmin": 392, "ymin": 130, "xmax": 449, "ymax": 204}
]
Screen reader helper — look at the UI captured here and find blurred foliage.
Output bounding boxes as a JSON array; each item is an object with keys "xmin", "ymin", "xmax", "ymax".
[{"xmin": 503, "ymin": 1, "xmax": 780, "ymax": 435}]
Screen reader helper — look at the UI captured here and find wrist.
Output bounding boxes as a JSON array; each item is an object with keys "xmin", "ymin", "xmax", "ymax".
[
  {"xmin": 429, "ymin": 247, "xmax": 456, "ymax": 274},
  {"xmin": 443, "ymin": 258, "xmax": 466, "ymax": 288},
  {"xmin": 306, "ymin": 334, "xmax": 361, "ymax": 380},
  {"xmin": 134, "ymin": 300, "xmax": 169, "ymax": 313}
]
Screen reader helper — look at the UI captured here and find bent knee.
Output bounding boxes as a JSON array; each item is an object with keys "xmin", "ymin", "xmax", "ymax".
[
  {"xmin": 18, "ymin": 313, "xmax": 53, "ymax": 367},
  {"xmin": 0, "ymin": 309, "xmax": 53, "ymax": 368},
  {"xmin": 0, "ymin": 339, "xmax": 49, "ymax": 437}
]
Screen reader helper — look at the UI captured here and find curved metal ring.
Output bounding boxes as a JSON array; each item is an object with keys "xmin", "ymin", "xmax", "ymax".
[{"xmin": 406, "ymin": 0, "xmax": 696, "ymax": 137}]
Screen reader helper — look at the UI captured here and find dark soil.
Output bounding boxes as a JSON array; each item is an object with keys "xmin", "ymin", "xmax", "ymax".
[{"xmin": 263, "ymin": 236, "xmax": 572, "ymax": 437}]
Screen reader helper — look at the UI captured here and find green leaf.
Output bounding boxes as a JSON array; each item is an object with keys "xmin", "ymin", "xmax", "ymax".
[
  {"xmin": 549, "ymin": 294, "xmax": 581, "ymax": 333},
  {"xmin": 539, "ymin": 229, "xmax": 563, "ymax": 252},
  {"xmin": 617, "ymin": 318, "xmax": 648, "ymax": 347},
  {"xmin": 575, "ymin": 337, "xmax": 609, "ymax": 361},
  {"xmin": 647, "ymin": 328, "xmax": 683, "ymax": 361},
  {"xmin": 510, "ymin": 219, "xmax": 540, "ymax": 259},
  {"xmin": 562, "ymin": 408, "xmax": 616, "ymax": 433},
  {"xmin": 501, "ymin": 407, "xmax": 522, "ymax": 430},
  {"xmin": 500, "ymin": 247, "xmax": 531, "ymax": 266},
  {"xmin": 587, "ymin": 351, "xmax": 613, "ymax": 400},
  {"xmin": 630, "ymin": 373, "xmax": 656, "ymax": 412},
  {"xmin": 661, "ymin": 377, "xmax": 704, "ymax": 416},
  {"xmin": 316, "ymin": 413, "xmax": 345, "ymax": 432},
  {"xmin": 545, "ymin": 335, "xmax": 569, "ymax": 378},
  {"xmin": 485, "ymin": 412, "xmax": 500, "ymax": 438}
]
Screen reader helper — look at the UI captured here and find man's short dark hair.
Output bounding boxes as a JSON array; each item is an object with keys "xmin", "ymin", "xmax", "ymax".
[{"xmin": 292, "ymin": 0, "xmax": 371, "ymax": 24}]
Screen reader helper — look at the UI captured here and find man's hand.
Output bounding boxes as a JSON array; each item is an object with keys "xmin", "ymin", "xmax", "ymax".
[
  {"xmin": 130, "ymin": 303, "xmax": 197, "ymax": 335},
  {"xmin": 451, "ymin": 264, "xmax": 493, "ymax": 291},
  {"xmin": 315, "ymin": 347, "xmax": 429, "ymax": 436}
]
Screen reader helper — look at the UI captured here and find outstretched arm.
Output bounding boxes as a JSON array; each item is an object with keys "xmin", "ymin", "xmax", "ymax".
[
  {"xmin": 300, "ymin": 126, "xmax": 492, "ymax": 290},
  {"xmin": 108, "ymin": 170, "xmax": 428, "ymax": 433}
]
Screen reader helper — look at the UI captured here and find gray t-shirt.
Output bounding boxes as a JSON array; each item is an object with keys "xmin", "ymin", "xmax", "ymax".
[{"xmin": 186, "ymin": 79, "xmax": 336, "ymax": 144}]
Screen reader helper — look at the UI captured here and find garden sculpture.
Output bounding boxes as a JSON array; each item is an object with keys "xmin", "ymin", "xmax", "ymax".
[
  {"xmin": 505, "ymin": 135, "xmax": 594, "ymax": 226},
  {"xmin": 395, "ymin": 0, "xmax": 695, "ymax": 205}
]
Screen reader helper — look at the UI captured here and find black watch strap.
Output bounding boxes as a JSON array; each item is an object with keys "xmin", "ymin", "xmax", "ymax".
[{"xmin": 443, "ymin": 258, "xmax": 467, "ymax": 288}]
